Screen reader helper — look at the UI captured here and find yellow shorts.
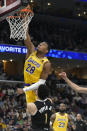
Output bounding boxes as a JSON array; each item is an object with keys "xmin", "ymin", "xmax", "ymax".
[{"xmin": 25, "ymin": 90, "xmax": 37, "ymax": 103}]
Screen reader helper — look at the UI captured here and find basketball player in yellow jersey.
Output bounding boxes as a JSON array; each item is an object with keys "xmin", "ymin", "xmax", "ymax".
[
  {"xmin": 50, "ymin": 103, "xmax": 74, "ymax": 131},
  {"xmin": 17, "ymin": 30, "xmax": 51, "ymax": 103}
]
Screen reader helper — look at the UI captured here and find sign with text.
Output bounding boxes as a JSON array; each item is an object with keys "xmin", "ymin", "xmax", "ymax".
[{"xmin": 0, "ymin": 44, "xmax": 87, "ymax": 61}]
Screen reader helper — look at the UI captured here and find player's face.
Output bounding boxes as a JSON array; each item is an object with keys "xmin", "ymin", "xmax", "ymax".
[
  {"xmin": 59, "ymin": 104, "xmax": 66, "ymax": 111},
  {"xmin": 76, "ymin": 114, "xmax": 82, "ymax": 121},
  {"xmin": 37, "ymin": 42, "xmax": 48, "ymax": 54}
]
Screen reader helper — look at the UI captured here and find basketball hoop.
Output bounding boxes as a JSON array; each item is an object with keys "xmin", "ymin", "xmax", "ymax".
[{"xmin": 6, "ymin": 9, "xmax": 34, "ymax": 41}]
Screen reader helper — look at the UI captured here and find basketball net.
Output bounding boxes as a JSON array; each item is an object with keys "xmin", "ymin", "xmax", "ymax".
[{"xmin": 6, "ymin": 6, "xmax": 34, "ymax": 41}]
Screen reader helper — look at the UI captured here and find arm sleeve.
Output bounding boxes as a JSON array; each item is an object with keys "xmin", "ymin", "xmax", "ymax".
[{"xmin": 23, "ymin": 79, "xmax": 46, "ymax": 92}]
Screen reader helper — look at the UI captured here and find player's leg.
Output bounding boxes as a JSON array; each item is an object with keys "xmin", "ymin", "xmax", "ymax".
[{"xmin": 25, "ymin": 90, "xmax": 37, "ymax": 103}]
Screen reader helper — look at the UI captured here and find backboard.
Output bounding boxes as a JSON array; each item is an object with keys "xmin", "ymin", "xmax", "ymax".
[{"xmin": 0, "ymin": 0, "xmax": 29, "ymax": 22}]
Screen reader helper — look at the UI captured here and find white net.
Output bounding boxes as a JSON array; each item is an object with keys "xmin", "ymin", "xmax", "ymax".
[{"xmin": 6, "ymin": 10, "xmax": 34, "ymax": 41}]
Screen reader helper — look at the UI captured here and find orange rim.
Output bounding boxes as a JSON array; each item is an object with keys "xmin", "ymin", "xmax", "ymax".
[
  {"xmin": 20, "ymin": 9, "xmax": 32, "ymax": 12},
  {"xmin": 7, "ymin": 15, "xmax": 27, "ymax": 19},
  {"xmin": 16, "ymin": 9, "xmax": 33, "ymax": 15},
  {"xmin": 16, "ymin": 9, "xmax": 33, "ymax": 14},
  {"xmin": 7, "ymin": 10, "xmax": 33, "ymax": 19}
]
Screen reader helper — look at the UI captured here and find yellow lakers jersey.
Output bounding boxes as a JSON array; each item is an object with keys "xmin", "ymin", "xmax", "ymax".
[
  {"xmin": 24, "ymin": 51, "xmax": 49, "ymax": 84},
  {"xmin": 0, "ymin": 123, "xmax": 6, "ymax": 129},
  {"xmin": 53, "ymin": 113, "xmax": 68, "ymax": 131}
]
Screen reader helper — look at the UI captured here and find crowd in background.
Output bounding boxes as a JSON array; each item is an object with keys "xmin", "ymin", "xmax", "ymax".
[
  {"xmin": 0, "ymin": 84, "xmax": 31, "ymax": 131},
  {"xmin": 0, "ymin": 70, "xmax": 87, "ymax": 130},
  {"xmin": 0, "ymin": 18, "xmax": 87, "ymax": 52},
  {"xmin": 0, "ymin": 82, "xmax": 87, "ymax": 130},
  {"xmin": 30, "ymin": 21, "xmax": 87, "ymax": 52}
]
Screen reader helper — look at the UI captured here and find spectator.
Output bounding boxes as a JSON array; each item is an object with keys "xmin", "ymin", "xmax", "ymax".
[{"xmin": 74, "ymin": 114, "xmax": 86, "ymax": 131}]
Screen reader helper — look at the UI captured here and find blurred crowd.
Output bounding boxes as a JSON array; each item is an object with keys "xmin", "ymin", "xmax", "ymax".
[
  {"xmin": 0, "ymin": 85, "xmax": 31, "ymax": 131},
  {"xmin": 0, "ymin": 73, "xmax": 87, "ymax": 130},
  {"xmin": 30, "ymin": 21, "xmax": 87, "ymax": 52},
  {"xmin": 0, "ymin": 17, "xmax": 87, "ymax": 52}
]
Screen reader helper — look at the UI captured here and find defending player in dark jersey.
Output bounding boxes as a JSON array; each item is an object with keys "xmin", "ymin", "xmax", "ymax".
[{"xmin": 27, "ymin": 85, "xmax": 53, "ymax": 131}]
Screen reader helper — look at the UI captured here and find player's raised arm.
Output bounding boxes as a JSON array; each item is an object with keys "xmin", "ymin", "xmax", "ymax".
[
  {"xmin": 59, "ymin": 72, "xmax": 87, "ymax": 94},
  {"xmin": 24, "ymin": 4, "xmax": 35, "ymax": 58},
  {"xmin": 24, "ymin": 30, "xmax": 35, "ymax": 59}
]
